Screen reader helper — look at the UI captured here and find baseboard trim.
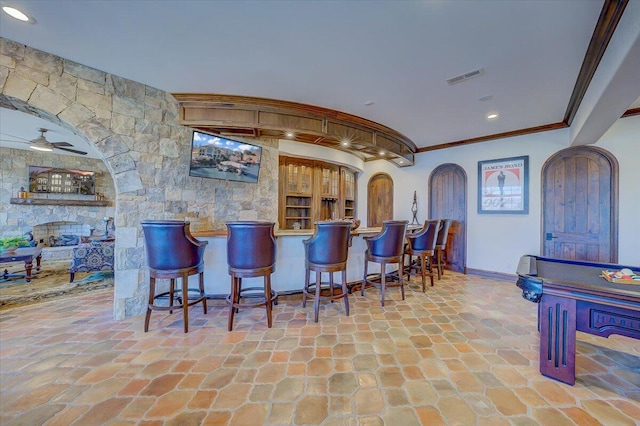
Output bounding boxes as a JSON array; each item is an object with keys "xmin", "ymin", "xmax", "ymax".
[{"xmin": 466, "ymin": 268, "xmax": 517, "ymax": 282}]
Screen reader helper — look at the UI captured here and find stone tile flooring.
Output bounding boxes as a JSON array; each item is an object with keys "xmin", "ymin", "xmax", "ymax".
[{"xmin": 1, "ymin": 272, "xmax": 639, "ymax": 425}]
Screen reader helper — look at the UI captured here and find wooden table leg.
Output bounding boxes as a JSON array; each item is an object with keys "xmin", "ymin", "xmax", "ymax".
[
  {"xmin": 24, "ymin": 259, "xmax": 34, "ymax": 282},
  {"xmin": 539, "ymin": 294, "xmax": 577, "ymax": 385}
]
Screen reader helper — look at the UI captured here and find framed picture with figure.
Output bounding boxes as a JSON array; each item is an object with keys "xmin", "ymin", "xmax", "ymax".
[{"xmin": 478, "ymin": 156, "xmax": 529, "ymax": 214}]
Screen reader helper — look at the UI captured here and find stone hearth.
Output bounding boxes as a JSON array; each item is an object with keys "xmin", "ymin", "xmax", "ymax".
[{"xmin": 32, "ymin": 221, "xmax": 92, "ymax": 248}]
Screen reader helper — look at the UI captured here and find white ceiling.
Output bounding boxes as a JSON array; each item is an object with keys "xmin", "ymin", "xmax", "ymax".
[
  {"xmin": 0, "ymin": 107, "xmax": 100, "ymax": 157},
  {"xmin": 0, "ymin": 0, "xmax": 638, "ymax": 158}
]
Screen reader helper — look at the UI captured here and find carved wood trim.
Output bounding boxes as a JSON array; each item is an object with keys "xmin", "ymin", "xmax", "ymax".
[
  {"xmin": 417, "ymin": 122, "xmax": 568, "ymax": 153},
  {"xmin": 173, "ymin": 94, "xmax": 416, "ymax": 167},
  {"xmin": 621, "ymin": 107, "xmax": 640, "ymax": 118}
]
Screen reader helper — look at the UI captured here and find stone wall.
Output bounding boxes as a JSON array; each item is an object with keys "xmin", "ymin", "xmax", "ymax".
[
  {"xmin": 0, "ymin": 37, "xmax": 279, "ymax": 319},
  {"xmin": 0, "ymin": 147, "xmax": 115, "ymax": 238}
]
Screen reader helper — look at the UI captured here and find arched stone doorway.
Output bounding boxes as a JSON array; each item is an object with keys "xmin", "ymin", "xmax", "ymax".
[
  {"xmin": 1, "ymin": 40, "xmax": 280, "ymax": 319},
  {"xmin": 0, "ymin": 96, "xmax": 142, "ymax": 318},
  {"xmin": 429, "ymin": 163, "xmax": 467, "ymax": 273},
  {"xmin": 367, "ymin": 173, "xmax": 393, "ymax": 227},
  {"xmin": 541, "ymin": 146, "xmax": 619, "ymax": 262}
]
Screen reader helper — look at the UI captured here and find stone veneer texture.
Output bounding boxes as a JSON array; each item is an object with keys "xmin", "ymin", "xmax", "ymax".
[
  {"xmin": 0, "ymin": 37, "xmax": 279, "ymax": 319},
  {"xmin": 0, "ymin": 147, "xmax": 115, "ymax": 237}
]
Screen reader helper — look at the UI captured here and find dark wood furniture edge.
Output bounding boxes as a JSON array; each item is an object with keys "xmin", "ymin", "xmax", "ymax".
[{"xmin": 10, "ymin": 198, "xmax": 109, "ymax": 207}]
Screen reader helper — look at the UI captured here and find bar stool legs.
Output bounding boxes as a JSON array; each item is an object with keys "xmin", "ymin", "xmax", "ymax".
[
  {"xmin": 227, "ymin": 273, "xmax": 276, "ymax": 331},
  {"xmin": 144, "ymin": 270, "xmax": 207, "ymax": 333},
  {"xmin": 303, "ymin": 268, "xmax": 349, "ymax": 322},
  {"xmin": 362, "ymin": 260, "xmax": 405, "ymax": 307}
]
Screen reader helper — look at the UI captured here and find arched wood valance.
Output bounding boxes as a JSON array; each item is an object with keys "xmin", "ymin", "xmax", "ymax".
[{"xmin": 172, "ymin": 94, "xmax": 416, "ymax": 167}]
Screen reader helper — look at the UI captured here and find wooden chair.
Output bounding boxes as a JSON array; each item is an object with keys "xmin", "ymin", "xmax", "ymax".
[
  {"xmin": 433, "ymin": 219, "xmax": 453, "ymax": 279},
  {"xmin": 404, "ymin": 220, "xmax": 441, "ymax": 291},
  {"xmin": 302, "ymin": 221, "xmax": 353, "ymax": 322},
  {"xmin": 361, "ymin": 220, "xmax": 409, "ymax": 306},
  {"xmin": 226, "ymin": 221, "xmax": 278, "ymax": 331},
  {"xmin": 141, "ymin": 220, "xmax": 208, "ymax": 333}
]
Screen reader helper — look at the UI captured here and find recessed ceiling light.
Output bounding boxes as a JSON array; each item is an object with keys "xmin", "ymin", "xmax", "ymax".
[
  {"xmin": 341, "ymin": 141, "xmax": 350, "ymax": 146},
  {"xmin": 2, "ymin": 6, "xmax": 34, "ymax": 23},
  {"xmin": 285, "ymin": 132, "xmax": 294, "ymax": 138},
  {"xmin": 379, "ymin": 151, "xmax": 385, "ymax": 156},
  {"xmin": 364, "ymin": 101, "xmax": 375, "ymax": 106},
  {"xmin": 487, "ymin": 113, "xmax": 499, "ymax": 120},
  {"xmin": 479, "ymin": 95, "xmax": 493, "ymax": 102}
]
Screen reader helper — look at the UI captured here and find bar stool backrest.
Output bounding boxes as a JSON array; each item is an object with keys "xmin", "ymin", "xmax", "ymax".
[
  {"xmin": 226, "ymin": 221, "xmax": 276, "ymax": 270},
  {"xmin": 305, "ymin": 221, "xmax": 352, "ymax": 265},
  {"xmin": 436, "ymin": 219, "xmax": 452, "ymax": 249},
  {"xmin": 367, "ymin": 220, "xmax": 409, "ymax": 258},
  {"xmin": 407, "ymin": 219, "xmax": 440, "ymax": 252},
  {"xmin": 141, "ymin": 220, "xmax": 206, "ymax": 271}
]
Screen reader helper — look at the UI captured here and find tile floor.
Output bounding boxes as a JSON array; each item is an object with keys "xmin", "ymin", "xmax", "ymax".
[{"xmin": 1, "ymin": 272, "xmax": 639, "ymax": 425}]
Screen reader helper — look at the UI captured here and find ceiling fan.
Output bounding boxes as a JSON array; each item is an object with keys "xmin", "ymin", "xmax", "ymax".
[{"xmin": 0, "ymin": 128, "xmax": 88, "ymax": 155}]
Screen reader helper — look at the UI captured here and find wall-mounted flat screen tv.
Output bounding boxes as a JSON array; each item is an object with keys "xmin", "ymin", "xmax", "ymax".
[
  {"xmin": 28, "ymin": 166, "xmax": 96, "ymax": 195},
  {"xmin": 189, "ymin": 130, "xmax": 262, "ymax": 183}
]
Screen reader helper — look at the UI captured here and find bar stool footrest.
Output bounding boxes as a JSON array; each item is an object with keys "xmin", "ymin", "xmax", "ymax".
[
  {"xmin": 303, "ymin": 282, "xmax": 347, "ymax": 301},
  {"xmin": 226, "ymin": 286, "xmax": 278, "ymax": 308}
]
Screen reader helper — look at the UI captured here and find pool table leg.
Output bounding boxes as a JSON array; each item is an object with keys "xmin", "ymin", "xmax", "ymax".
[{"xmin": 539, "ymin": 294, "xmax": 577, "ymax": 385}]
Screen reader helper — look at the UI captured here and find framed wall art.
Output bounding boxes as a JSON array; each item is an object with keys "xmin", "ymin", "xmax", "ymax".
[{"xmin": 477, "ymin": 155, "xmax": 529, "ymax": 214}]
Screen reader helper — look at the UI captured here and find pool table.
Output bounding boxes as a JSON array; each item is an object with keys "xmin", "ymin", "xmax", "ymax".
[{"xmin": 516, "ymin": 255, "xmax": 640, "ymax": 385}]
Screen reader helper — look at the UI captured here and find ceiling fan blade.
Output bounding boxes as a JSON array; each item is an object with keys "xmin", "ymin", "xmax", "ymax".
[
  {"xmin": 51, "ymin": 141, "xmax": 74, "ymax": 147},
  {"xmin": 55, "ymin": 146, "xmax": 88, "ymax": 155}
]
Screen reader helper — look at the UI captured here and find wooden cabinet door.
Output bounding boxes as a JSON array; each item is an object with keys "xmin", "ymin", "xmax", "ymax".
[
  {"xmin": 341, "ymin": 168, "xmax": 356, "ymax": 219},
  {"xmin": 429, "ymin": 163, "xmax": 467, "ymax": 273},
  {"xmin": 280, "ymin": 158, "xmax": 314, "ymax": 229},
  {"xmin": 320, "ymin": 165, "xmax": 340, "ymax": 198},
  {"xmin": 542, "ymin": 146, "xmax": 618, "ymax": 262},
  {"xmin": 367, "ymin": 173, "xmax": 393, "ymax": 227},
  {"xmin": 286, "ymin": 160, "xmax": 314, "ymax": 195},
  {"xmin": 318, "ymin": 164, "xmax": 340, "ymax": 220}
]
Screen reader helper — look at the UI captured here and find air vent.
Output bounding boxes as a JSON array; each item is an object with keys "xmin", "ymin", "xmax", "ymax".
[{"xmin": 447, "ymin": 68, "xmax": 485, "ymax": 86}]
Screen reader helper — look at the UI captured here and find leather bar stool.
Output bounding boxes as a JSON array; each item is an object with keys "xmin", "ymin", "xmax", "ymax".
[
  {"xmin": 226, "ymin": 221, "xmax": 278, "ymax": 331},
  {"xmin": 433, "ymin": 219, "xmax": 452, "ymax": 279},
  {"xmin": 141, "ymin": 220, "xmax": 208, "ymax": 333},
  {"xmin": 361, "ymin": 220, "xmax": 408, "ymax": 306},
  {"xmin": 404, "ymin": 219, "xmax": 441, "ymax": 291},
  {"xmin": 302, "ymin": 221, "xmax": 353, "ymax": 322}
]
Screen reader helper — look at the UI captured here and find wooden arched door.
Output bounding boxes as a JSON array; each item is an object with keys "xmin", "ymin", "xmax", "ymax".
[
  {"xmin": 429, "ymin": 163, "xmax": 467, "ymax": 273},
  {"xmin": 542, "ymin": 146, "xmax": 618, "ymax": 262},
  {"xmin": 367, "ymin": 173, "xmax": 393, "ymax": 227}
]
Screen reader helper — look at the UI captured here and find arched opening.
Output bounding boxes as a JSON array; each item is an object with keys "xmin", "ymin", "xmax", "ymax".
[
  {"xmin": 367, "ymin": 173, "xmax": 393, "ymax": 227},
  {"xmin": 541, "ymin": 146, "xmax": 619, "ymax": 262},
  {"xmin": 428, "ymin": 163, "xmax": 467, "ymax": 273}
]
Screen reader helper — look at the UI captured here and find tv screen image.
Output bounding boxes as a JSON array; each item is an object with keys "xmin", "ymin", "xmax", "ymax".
[{"xmin": 189, "ymin": 130, "xmax": 262, "ymax": 183}]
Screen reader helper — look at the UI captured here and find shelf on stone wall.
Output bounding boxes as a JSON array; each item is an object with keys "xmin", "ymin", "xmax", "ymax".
[{"xmin": 10, "ymin": 198, "xmax": 109, "ymax": 207}]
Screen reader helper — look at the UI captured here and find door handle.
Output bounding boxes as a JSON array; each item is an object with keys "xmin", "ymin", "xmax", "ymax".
[{"xmin": 545, "ymin": 232, "xmax": 558, "ymax": 241}]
